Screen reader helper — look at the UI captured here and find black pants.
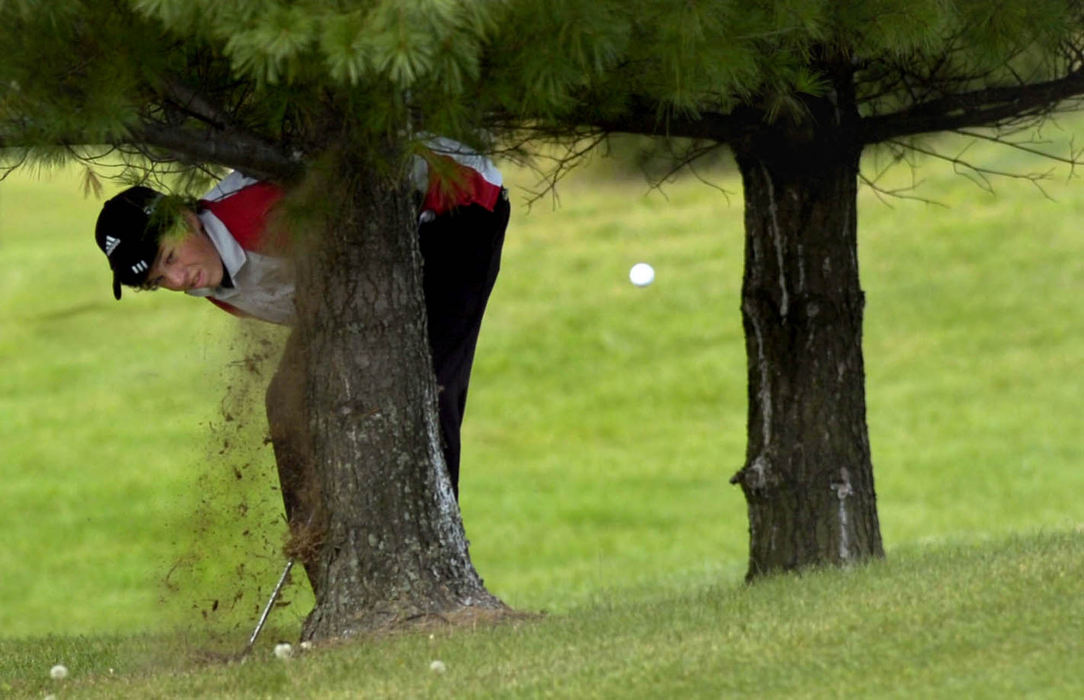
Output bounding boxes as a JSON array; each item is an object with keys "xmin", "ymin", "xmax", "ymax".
[{"xmin": 419, "ymin": 193, "xmax": 510, "ymax": 497}]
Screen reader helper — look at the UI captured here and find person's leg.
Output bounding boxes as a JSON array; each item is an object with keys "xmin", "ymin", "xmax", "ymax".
[
  {"xmin": 418, "ymin": 194, "xmax": 511, "ymax": 497},
  {"xmin": 265, "ymin": 331, "xmax": 322, "ymax": 593}
]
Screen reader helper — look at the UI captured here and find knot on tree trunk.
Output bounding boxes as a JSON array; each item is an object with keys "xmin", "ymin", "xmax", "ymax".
[{"xmin": 730, "ymin": 454, "xmax": 780, "ymax": 494}]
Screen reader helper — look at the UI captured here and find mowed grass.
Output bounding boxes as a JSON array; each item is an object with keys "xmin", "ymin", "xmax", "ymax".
[
  {"xmin": 0, "ymin": 133, "xmax": 1081, "ymax": 697},
  {"xmin": 2, "ymin": 534, "xmax": 1080, "ymax": 698}
]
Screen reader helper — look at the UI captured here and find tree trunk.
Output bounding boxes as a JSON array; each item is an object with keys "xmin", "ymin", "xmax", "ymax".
[
  {"xmin": 291, "ymin": 149, "xmax": 503, "ymax": 640},
  {"xmin": 729, "ymin": 91, "xmax": 884, "ymax": 579}
]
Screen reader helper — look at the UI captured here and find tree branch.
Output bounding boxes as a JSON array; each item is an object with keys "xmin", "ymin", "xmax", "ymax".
[
  {"xmin": 505, "ymin": 94, "xmax": 759, "ymax": 145},
  {"xmin": 1, "ymin": 121, "xmax": 302, "ymax": 183},
  {"xmin": 130, "ymin": 121, "xmax": 302, "ymax": 183},
  {"xmin": 891, "ymin": 137, "xmax": 1058, "ymax": 199},
  {"xmin": 161, "ymin": 78, "xmax": 232, "ymax": 130},
  {"xmin": 859, "ymin": 71, "xmax": 1084, "ymax": 144}
]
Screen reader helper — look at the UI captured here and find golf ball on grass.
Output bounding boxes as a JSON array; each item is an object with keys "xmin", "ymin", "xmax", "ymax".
[
  {"xmin": 429, "ymin": 660, "xmax": 447, "ymax": 674},
  {"xmin": 273, "ymin": 643, "xmax": 293, "ymax": 659},
  {"xmin": 629, "ymin": 262, "xmax": 655, "ymax": 287},
  {"xmin": 49, "ymin": 664, "xmax": 68, "ymax": 680}
]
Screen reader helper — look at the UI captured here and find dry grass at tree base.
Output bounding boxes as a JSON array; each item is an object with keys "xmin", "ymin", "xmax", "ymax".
[
  {"xmin": 188, "ymin": 590, "xmax": 541, "ymax": 670},
  {"xmin": 315, "ymin": 605, "xmax": 542, "ymax": 643}
]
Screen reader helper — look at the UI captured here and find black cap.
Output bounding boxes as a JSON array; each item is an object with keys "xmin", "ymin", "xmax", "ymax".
[{"xmin": 94, "ymin": 186, "xmax": 169, "ymax": 299}]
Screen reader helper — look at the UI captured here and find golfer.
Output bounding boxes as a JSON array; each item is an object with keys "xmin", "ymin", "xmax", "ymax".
[{"xmin": 93, "ymin": 138, "xmax": 509, "ymax": 579}]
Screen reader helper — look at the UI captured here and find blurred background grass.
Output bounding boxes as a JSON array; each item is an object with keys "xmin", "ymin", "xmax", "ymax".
[{"xmin": 0, "ymin": 131, "xmax": 1080, "ymax": 640}]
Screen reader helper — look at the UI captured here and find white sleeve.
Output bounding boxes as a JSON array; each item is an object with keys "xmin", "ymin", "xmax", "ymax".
[
  {"xmin": 420, "ymin": 135, "xmax": 503, "ymax": 187},
  {"xmin": 201, "ymin": 171, "xmax": 262, "ymax": 202}
]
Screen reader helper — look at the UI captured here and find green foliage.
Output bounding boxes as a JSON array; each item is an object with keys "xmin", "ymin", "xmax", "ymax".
[
  {"xmin": 635, "ymin": 1, "xmax": 759, "ymax": 115},
  {"xmin": 1, "ymin": 0, "xmax": 508, "ymax": 182},
  {"xmin": 223, "ymin": 4, "xmax": 320, "ymax": 86},
  {"xmin": 0, "ymin": 3, "xmax": 148, "ymax": 142},
  {"xmin": 3, "ymin": 0, "xmax": 1083, "ymax": 183},
  {"xmin": 472, "ymin": 0, "xmax": 1084, "ymax": 136},
  {"xmin": 133, "ymin": 0, "xmax": 498, "ymax": 91},
  {"xmin": 830, "ymin": 0, "xmax": 951, "ymax": 56},
  {"xmin": 845, "ymin": 0, "xmax": 1083, "ymax": 119}
]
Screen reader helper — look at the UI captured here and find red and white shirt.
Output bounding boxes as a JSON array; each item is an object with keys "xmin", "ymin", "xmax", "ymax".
[{"xmin": 188, "ymin": 137, "xmax": 503, "ymax": 325}]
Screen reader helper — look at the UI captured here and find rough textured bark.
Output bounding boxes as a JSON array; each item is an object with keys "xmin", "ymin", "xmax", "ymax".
[
  {"xmin": 729, "ymin": 70, "xmax": 884, "ymax": 579},
  {"xmin": 291, "ymin": 151, "xmax": 503, "ymax": 640}
]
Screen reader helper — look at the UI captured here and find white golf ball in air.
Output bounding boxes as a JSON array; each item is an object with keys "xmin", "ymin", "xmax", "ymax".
[
  {"xmin": 629, "ymin": 262, "xmax": 655, "ymax": 287},
  {"xmin": 49, "ymin": 664, "xmax": 68, "ymax": 680}
]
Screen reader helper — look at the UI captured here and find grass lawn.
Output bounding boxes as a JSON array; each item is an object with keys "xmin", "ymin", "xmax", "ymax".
[
  {"xmin": 2, "ymin": 533, "xmax": 1080, "ymax": 698},
  {"xmin": 0, "ymin": 133, "xmax": 1081, "ymax": 696}
]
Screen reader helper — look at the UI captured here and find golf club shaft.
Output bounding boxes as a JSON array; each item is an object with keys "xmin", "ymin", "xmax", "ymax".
[{"xmin": 246, "ymin": 558, "xmax": 294, "ymax": 650}]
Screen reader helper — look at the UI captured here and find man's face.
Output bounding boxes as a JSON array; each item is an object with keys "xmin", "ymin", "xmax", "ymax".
[{"xmin": 145, "ymin": 210, "xmax": 223, "ymax": 292}]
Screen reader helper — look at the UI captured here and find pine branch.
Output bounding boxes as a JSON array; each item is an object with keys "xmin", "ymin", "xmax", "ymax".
[
  {"xmin": 161, "ymin": 79, "xmax": 232, "ymax": 130},
  {"xmin": 1, "ymin": 121, "xmax": 302, "ymax": 183},
  {"xmin": 859, "ymin": 71, "xmax": 1084, "ymax": 144},
  {"xmin": 147, "ymin": 77, "xmax": 306, "ymax": 181},
  {"xmin": 584, "ymin": 97, "xmax": 758, "ymax": 144},
  {"xmin": 131, "ymin": 121, "xmax": 302, "ymax": 182},
  {"xmin": 890, "ymin": 137, "xmax": 1058, "ymax": 199},
  {"xmin": 495, "ymin": 94, "xmax": 758, "ymax": 146}
]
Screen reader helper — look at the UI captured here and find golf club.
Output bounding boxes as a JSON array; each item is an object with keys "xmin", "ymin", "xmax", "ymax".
[{"xmin": 241, "ymin": 557, "xmax": 294, "ymax": 657}]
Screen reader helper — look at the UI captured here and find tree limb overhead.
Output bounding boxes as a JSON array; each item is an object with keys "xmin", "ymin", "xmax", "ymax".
[
  {"xmin": 132, "ymin": 121, "xmax": 302, "ymax": 183},
  {"xmin": 859, "ymin": 71, "xmax": 1084, "ymax": 144},
  {"xmin": 536, "ymin": 94, "xmax": 758, "ymax": 145}
]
